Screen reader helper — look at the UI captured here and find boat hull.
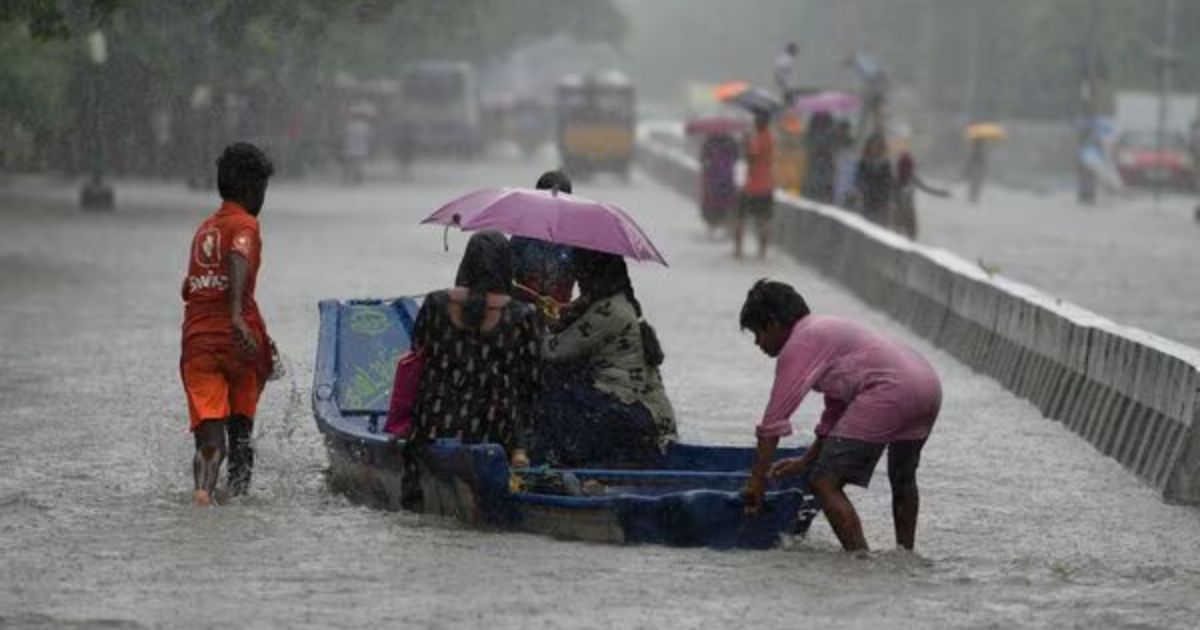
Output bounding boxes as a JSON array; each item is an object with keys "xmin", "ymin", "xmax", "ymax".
[{"xmin": 313, "ymin": 297, "xmax": 819, "ymax": 549}]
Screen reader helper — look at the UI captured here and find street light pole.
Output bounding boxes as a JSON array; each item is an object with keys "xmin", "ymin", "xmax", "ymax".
[
  {"xmin": 1154, "ymin": 0, "xmax": 1177, "ymax": 209},
  {"xmin": 80, "ymin": 29, "xmax": 114, "ymax": 211}
]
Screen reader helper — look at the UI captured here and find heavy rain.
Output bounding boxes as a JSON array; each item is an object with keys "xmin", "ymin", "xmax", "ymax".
[{"xmin": 2, "ymin": 1, "xmax": 1200, "ymax": 628}]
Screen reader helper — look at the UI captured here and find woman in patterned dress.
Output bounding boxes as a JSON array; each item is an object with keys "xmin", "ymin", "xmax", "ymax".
[
  {"xmin": 533, "ymin": 248, "xmax": 677, "ymax": 468},
  {"xmin": 401, "ymin": 231, "xmax": 540, "ymax": 509}
]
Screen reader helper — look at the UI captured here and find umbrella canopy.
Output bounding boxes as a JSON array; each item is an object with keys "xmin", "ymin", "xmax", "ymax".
[
  {"xmin": 684, "ymin": 115, "xmax": 748, "ymax": 136},
  {"xmin": 712, "ymin": 81, "xmax": 750, "ymax": 102},
  {"xmin": 422, "ymin": 187, "xmax": 668, "ymax": 266},
  {"xmin": 714, "ymin": 83, "xmax": 782, "ymax": 114},
  {"xmin": 730, "ymin": 87, "xmax": 783, "ymax": 114},
  {"xmin": 964, "ymin": 122, "xmax": 1007, "ymax": 141},
  {"xmin": 792, "ymin": 90, "xmax": 861, "ymax": 115}
]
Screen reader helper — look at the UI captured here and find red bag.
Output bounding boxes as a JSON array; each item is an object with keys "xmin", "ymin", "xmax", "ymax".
[{"xmin": 384, "ymin": 347, "xmax": 425, "ymax": 437}]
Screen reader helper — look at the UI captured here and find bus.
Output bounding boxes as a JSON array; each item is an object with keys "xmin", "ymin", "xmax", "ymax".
[{"xmin": 399, "ymin": 61, "xmax": 484, "ymax": 157}]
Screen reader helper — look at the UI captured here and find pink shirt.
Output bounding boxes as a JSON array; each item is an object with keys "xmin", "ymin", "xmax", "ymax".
[{"xmin": 757, "ymin": 315, "xmax": 942, "ymax": 443}]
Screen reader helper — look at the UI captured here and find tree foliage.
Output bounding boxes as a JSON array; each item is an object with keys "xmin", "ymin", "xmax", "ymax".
[{"xmin": 0, "ymin": 0, "xmax": 626, "ymax": 172}]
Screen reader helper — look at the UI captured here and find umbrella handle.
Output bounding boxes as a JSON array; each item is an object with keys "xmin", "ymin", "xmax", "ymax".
[{"xmin": 443, "ymin": 213, "xmax": 461, "ymax": 253}]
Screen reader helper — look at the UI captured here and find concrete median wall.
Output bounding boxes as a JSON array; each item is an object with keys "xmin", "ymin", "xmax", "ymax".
[{"xmin": 636, "ymin": 131, "xmax": 1200, "ymax": 504}]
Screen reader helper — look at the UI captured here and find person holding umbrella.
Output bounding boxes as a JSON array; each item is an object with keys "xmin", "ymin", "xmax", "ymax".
[
  {"xmin": 735, "ymin": 110, "xmax": 776, "ymax": 259},
  {"xmin": 688, "ymin": 120, "xmax": 742, "ymax": 235},
  {"xmin": 511, "ymin": 170, "xmax": 577, "ymax": 316},
  {"xmin": 421, "ymin": 183, "xmax": 673, "ymax": 467},
  {"xmin": 962, "ymin": 122, "xmax": 1005, "ymax": 204}
]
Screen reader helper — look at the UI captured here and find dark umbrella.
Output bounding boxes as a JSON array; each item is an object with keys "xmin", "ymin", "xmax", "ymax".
[{"xmin": 719, "ymin": 86, "xmax": 782, "ymax": 115}]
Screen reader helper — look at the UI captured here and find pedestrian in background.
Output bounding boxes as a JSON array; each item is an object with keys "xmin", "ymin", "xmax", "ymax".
[
  {"xmin": 774, "ymin": 42, "xmax": 801, "ymax": 106},
  {"xmin": 831, "ymin": 119, "xmax": 857, "ymax": 206},
  {"xmin": 893, "ymin": 150, "xmax": 950, "ymax": 239},
  {"xmin": 734, "ymin": 111, "xmax": 775, "ymax": 259},
  {"xmin": 963, "ymin": 138, "xmax": 989, "ymax": 204},
  {"xmin": 849, "ymin": 132, "xmax": 894, "ymax": 226},
  {"xmin": 699, "ymin": 132, "xmax": 740, "ymax": 236},
  {"xmin": 802, "ymin": 111, "xmax": 836, "ymax": 204}
]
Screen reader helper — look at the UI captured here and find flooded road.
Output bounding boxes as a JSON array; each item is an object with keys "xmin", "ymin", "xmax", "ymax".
[
  {"xmin": 920, "ymin": 185, "xmax": 1200, "ymax": 348},
  {"xmin": 2, "ymin": 160, "xmax": 1199, "ymax": 629}
]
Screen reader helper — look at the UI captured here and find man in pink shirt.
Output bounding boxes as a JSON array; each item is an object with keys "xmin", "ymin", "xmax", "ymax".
[{"xmin": 739, "ymin": 280, "xmax": 941, "ymax": 551}]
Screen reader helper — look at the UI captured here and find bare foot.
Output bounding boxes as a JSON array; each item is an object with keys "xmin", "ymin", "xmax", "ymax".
[{"xmin": 193, "ymin": 489, "xmax": 213, "ymax": 507}]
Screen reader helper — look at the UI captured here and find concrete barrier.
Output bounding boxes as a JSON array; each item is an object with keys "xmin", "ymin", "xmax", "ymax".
[{"xmin": 636, "ymin": 132, "xmax": 1200, "ymax": 504}]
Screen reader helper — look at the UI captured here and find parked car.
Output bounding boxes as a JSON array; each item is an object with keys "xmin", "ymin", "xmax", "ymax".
[{"xmin": 1115, "ymin": 130, "xmax": 1195, "ymax": 190}]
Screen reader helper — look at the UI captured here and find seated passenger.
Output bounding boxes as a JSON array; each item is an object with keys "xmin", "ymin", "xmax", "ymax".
[
  {"xmin": 400, "ymin": 231, "xmax": 540, "ymax": 508},
  {"xmin": 533, "ymin": 248, "xmax": 677, "ymax": 467},
  {"xmin": 511, "ymin": 170, "xmax": 576, "ymax": 313}
]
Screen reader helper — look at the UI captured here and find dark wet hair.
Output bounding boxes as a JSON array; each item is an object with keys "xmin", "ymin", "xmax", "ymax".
[
  {"xmin": 217, "ymin": 142, "xmax": 274, "ymax": 202},
  {"xmin": 454, "ymin": 231, "xmax": 514, "ymax": 328},
  {"xmin": 536, "ymin": 169, "xmax": 573, "ymax": 194},
  {"xmin": 572, "ymin": 248, "xmax": 665, "ymax": 367},
  {"xmin": 739, "ymin": 279, "xmax": 811, "ymax": 332},
  {"xmin": 809, "ymin": 111, "xmax": 834, "ymax": 134}
]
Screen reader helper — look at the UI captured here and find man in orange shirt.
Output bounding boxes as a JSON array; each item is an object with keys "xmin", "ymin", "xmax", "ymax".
[
  {"xmin": 735, "ymin": 111, "xmax": 775, "ymax": 259},
  {"xmin": 181, "ymin": 143, "xmax": 274, "ymax": 506}
]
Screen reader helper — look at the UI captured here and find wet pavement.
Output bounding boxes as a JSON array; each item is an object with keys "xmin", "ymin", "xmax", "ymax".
[{"xmin": 2, "ymin": 160, "xmax": 1199, "ymax": 629}]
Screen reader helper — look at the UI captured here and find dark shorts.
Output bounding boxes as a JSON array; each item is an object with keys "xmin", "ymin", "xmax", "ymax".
[
  {"xmin": 808, "ymin": 437, "xmax": 926, "ymax": 488},
  {"xmin": 737, "ymin": 193, "xmax": 774, "ymax": 220}
]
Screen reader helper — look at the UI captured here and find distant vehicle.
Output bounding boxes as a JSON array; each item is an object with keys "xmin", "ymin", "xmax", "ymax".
[
  {"xmin": 400, "ymin": 61, "xmax": 483, "ymax": 157},
  {"xmin": 556, "ymin": 72, "xmax": 635, "ymax": 180},
  {"xmin": 1115, "ymin": 130, "xmax": 1195, "ymax": 190}
]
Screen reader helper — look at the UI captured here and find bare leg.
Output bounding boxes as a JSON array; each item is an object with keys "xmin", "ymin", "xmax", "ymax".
[
  {"xmin": 193, "ymin": 419, "xmax": 227, "ymax": 506},
  {"xmin": 810, "ymin": 476, "xmax": 868, "ymax": 551},
  {"xmin": 756, "ymin": 215, "xmax": 769, "ymax": 259},
  {"xmin": 226, "ymin": 415, "xmax": 255, "ymax": 497},
  {"xmin": 889, "ymin": 465, "xmax": 920, "ymax": 550}
]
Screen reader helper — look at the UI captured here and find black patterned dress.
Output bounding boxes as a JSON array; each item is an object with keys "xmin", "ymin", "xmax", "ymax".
[{"xmin": 402, "ymin": 291, "xmax": 539, "ymax": 507}]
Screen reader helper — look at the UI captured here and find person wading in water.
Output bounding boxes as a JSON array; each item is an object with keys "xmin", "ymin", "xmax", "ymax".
[{"xmin": 180, "ymin": 143, "xmax": 276, "ymax": 507}]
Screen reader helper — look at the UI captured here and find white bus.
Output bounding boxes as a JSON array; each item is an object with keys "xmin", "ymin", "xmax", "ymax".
[{"xmin": 399, "ymin": 61, "xmax": 484, "ymax": 157}]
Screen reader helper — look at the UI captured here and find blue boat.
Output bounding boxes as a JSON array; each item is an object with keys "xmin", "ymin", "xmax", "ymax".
[{"xmin": 312, "ymin": 297, "xmax": 820, "ymax": 549}]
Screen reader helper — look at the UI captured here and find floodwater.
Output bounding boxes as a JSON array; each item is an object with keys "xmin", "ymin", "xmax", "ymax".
[
  {"xmin": 920, "ymin": 183, "xmax": 1200, "ymax": 349},
  {"xmin": 2, "ymin": 159, "xmax": 1199, "ymax": 629}
]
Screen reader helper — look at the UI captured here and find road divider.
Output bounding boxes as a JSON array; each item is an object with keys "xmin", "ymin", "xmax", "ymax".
[{"xmin": 636, "ymin": 130, "xmax": 1200, "ymax": 504}]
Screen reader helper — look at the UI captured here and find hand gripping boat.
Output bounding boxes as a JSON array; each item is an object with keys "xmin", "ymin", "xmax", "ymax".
[{"xmin": 312, "ymin": 297, "xmax": 820, "ymax": 549}]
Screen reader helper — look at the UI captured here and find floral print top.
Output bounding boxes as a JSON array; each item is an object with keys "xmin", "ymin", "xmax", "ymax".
[{"xmin": 543, "ymin": 293, "xmax": 676, "ymax": 438}]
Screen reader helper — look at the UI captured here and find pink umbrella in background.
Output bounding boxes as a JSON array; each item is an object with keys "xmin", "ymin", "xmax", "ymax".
[
  {"xmin": 422, "ymin": 187, "xmax": 668, "ymax": 266},
  {"xmin": 684, "ymin": 115, "xmax": 748, "ymax": 137},
  {"xmin": 792, "ymin": 90, "xmax": 861, "ymax": 115}
]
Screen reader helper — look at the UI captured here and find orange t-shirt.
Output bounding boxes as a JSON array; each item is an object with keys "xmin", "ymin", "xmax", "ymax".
[
  {"xmin": 744, "ymin": 128, "xmax": 775, "ymax": 196},
  {"xmin": 181, "ymin": 201, "xmax": 267, "ymax": 362}
]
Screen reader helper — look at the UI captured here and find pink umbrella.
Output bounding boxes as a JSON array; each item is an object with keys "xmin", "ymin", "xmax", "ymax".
[
  {"xmin": 422, "ymin": 187, "xmax": 668, "ymax": 266},
  {"xmin": 792, "ymin": 90, "xmax": 861, "ymax": 115},
  {"xmin": 685, "ymin": 115, "xmax": 748, "ymax": 137}
]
